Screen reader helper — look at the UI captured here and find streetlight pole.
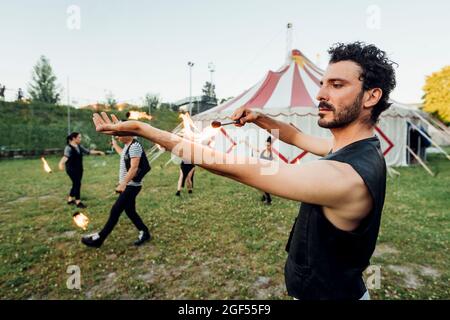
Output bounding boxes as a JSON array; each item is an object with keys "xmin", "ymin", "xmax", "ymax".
[
  {"xmin": 208, "ymin": 62, "xmax": 215, "ymax": 96},
  {"xmin": 188, "ymin": 61, "xmax": 194, "ymax": 114},
  {"xmin": 67, "ymin": 76, "xmax": 71, "ymax": 135},
  {"xmin": 208, "ymin": 62, "xmax": 216, "ymax": 89}
]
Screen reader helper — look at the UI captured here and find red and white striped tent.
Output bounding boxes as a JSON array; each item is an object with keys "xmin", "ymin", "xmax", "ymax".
[{"xmin": 194, "ymin": 49, "xmax": 418, "ymax": 166}]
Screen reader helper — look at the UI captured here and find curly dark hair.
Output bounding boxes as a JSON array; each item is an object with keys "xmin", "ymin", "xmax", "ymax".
[{"xmin": 328, "ymin": 42, "xmax": 397, "ymax": 124}]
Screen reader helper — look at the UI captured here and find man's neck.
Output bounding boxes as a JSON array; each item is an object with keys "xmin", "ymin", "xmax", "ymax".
[{"xmin": 330, "ymin": 121, "xmax": 374, "ymax": 153}]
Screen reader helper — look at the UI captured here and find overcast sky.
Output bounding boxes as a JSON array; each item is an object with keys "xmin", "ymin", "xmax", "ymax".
[{"xmin": 0, "ymin": 0, "xmax": 448, "ymax": 106}]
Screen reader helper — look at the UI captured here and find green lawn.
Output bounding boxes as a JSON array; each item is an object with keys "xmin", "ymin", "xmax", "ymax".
[{"xmin": 0, "ymin": 151, "xmax": 449, "ymax": 299}]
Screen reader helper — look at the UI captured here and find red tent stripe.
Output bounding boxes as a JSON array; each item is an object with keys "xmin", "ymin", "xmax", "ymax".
[
  {"xmin": 375, "ymin": 126, "xmax": 395, "ymax": 156},
  {"xmin": 244, "ymin": 65, "xmax": 290, "ymax": 109},
  {"xmin": 291, "ymin": 65, "xmax": 315, "ymax": 107},
  {"xmin": 289, "ymin": 150, "xmax": 308, "ymax": 163}
]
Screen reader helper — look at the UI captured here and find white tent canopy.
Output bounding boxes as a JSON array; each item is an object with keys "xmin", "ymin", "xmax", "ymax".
[{"xmin": 194, "ymin": 49, "xmax": 422, "ymax": 167}]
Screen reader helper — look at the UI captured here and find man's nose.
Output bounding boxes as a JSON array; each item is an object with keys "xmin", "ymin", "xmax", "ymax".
[{"xmin": 316, "ymin": 85, "xmax": 329, "ymax": 103}]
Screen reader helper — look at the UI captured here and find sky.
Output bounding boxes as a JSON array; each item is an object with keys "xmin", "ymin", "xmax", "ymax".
[{"xmin": 0, "ymin": 0, "xmax": 449, "ymax": 106}]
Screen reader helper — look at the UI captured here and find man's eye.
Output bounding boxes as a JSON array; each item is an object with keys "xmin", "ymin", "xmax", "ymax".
[{"xmin": 332, "ymin": 84, "xmax": 343, "ymax": 88}]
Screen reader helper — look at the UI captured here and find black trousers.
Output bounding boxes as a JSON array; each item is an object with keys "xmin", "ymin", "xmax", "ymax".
[
  {"xmin": 66, "ymin": 169, "xmax": 83, "ymax": 200},
  {"xmin": 263, "ymin": 193, "xmax": 272, "ymax": 203},
  {"xmin": 99, "ymin": 186, "xmax": 149, "ymax": 240}
]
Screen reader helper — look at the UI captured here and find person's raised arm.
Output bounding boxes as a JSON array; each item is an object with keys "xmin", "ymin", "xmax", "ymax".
[
  {"xmin": 231, "ymin": 107, "xmax": 333, "ymax": 157},
  {"xmin": 111, "ymin": 137, "xmax": 123, "ymax": 155}
]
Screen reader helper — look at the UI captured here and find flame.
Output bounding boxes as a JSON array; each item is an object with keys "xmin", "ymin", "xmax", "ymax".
[
  {"xmin": 41, "ymin": 157, "xmax": 52, "ymax": 173},
  {"xmin": 179, "ymin": 113, "xmax": 220, "ymax": 144},
  {"xmin": 128, "ymin": 111, "xmax": 152, "ymax": 121},
  {"xmin": 73, "ymin": 212, "xmax": 89, "ymax": 230},
  {"xmin": 179, "ymin": 113, "xmax": 196, "ymax": 140}
]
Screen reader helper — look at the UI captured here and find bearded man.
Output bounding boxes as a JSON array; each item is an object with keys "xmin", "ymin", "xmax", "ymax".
[{"xmin": 92, "ymin": 42, "xmax": 397, "ymax": 300}]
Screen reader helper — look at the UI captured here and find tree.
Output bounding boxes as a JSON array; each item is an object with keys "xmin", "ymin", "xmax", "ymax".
[
  {"xmin": 202, "ymin": 81, "xmax": 216, "ymax": 100},
  {"xmin": 28, "ymin": 55, "xmax": 61, "ymax": 104},
  {"xmin": 143, "ymin": 93, "xmax": 160, "ymax": 113},
  {"xmin": 105, "ymin": 91, "xmax": 117, "ymax": 110},
  {"xmin": 423, "ymin": 66, "xmax": 450, "ymax": 123}
]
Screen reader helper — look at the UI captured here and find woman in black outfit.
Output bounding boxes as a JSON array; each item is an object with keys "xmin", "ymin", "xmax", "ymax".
[
  {"xmin": 175, "ymin": 160, "xmax": 195, "ymax": 196},
  {"xmin": 58, "ymin": 132, "xmax": 105, "ymax": 208},
  {"xmin": 260, "ymin": 136, "xmax": 274, "ymax": 205}
]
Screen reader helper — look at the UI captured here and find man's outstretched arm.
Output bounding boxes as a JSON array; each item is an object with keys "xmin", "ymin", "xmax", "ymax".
[
  {"xmin": 92, "ymin": 112, "xmax": 369, "ymax": 218},
  {"xmin": 231, "ymin": 107, "xmax": 333, "ymax": 157}
]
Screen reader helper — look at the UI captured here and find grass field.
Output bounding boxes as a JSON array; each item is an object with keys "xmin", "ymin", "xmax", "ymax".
[{"xmin": 0, "ymin": 151, "xmax": 449, "ymax": 300}]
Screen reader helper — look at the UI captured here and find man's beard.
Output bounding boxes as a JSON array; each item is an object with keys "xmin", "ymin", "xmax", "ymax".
[{"xmin": 317, "ymin": 92, "xmax": 364, "ymax": 129}]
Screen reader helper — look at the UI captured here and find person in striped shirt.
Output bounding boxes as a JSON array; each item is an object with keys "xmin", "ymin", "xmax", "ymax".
[{"xmin": 81, "ymin": 135, "xmax": 151, "ymax": 248}]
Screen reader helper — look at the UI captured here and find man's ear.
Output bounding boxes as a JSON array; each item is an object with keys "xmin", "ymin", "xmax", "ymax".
[{"xmin": 363, "ymin": 88, "xmax": 383, "ymax": 109}]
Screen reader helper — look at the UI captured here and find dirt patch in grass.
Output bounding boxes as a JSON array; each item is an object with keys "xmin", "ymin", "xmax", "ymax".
[
  {"xmin": 387, "ymin": 265, "xmax": 422, "ymax": 289},
  {"xmin": 85, "ymin": 272, "xmax": 118, "ymax": 298},
  {"xmin": 8, "ymin": 196, "xmax": 33, "ymax": 204},
  {"xmin": 416, "ymin": 265, "xmax": 441, "ymax": 279},
  {"xmin": 373, "ymin": 243, "xmax": 399, "ymax": 258}
]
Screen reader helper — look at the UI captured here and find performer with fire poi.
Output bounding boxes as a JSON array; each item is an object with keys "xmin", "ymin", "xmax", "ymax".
[
  {"xmin": 91, "ymin": 42, "xmax": 396, "ymax": 300},
  {"xmin": 58, "ymin": 132, "xmax": 105, "ymax": 208}
]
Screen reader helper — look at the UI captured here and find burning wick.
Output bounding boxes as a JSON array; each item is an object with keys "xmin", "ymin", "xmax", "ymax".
[
  {"xmin": 73, "ymin": 212, "xmax": 89, "ymax": 230},
  {"xmin": 211, "ymin": 120, "xmax": 240, "ymax": 128},
  {"xmin": 41, "ymin": 157, "xmax": 52, "ymax": 173}
]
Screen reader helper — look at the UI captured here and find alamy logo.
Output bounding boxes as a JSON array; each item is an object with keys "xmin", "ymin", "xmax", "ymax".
[
  {"xmin": 67, "ymin": 5, "xmax": 81, "ymax": 30},
  {"xmin": 366, "ymin": 5, "xmax": 381, "ymax": 30},
  {"xmin": 365, "ymin": 265, "xmax": 381, "ymax": 289},
  {"xmin": 66, "ymin": 265, "xmax": 81, "ymax": 290}
]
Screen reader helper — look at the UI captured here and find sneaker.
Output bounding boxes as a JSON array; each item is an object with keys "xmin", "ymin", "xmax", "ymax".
[
  {"xmin": 76, "ymin": 202, "xmax": 87, "ymax": 209},
  {"xmin": 188, "ymin": 190, "xmax": 193, "ymax": 194},
  {"xmin": 81, "ymin": 233, "xmax": 103, "ymax": 248},
  {"xmin": 67, "ymin": 199, "xmax": 76, "ymax": 205},
  {"xmin": 134, "ymin": 230, "xmax": 151, "ymax": 246},
  {"xmin": 175, "ymin": 191, "xmax": 181, "ymax": 196},
  {"xmin": 261, "ymin": 195, "xmax": 266, "ymax": 202}
]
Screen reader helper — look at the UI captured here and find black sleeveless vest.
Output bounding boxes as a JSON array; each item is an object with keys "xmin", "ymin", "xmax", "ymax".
[
  {"xmin": 66, "ymin": 144, "xmax": 83, "ymax": 172},
  {"xmin": 284, "ymin": 136, "xmax": 386, "ymax": 300}
]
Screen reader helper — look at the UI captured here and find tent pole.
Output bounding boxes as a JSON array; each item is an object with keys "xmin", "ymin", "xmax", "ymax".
[
  {"xmin": 406, "ymin": 145, "xmax": 434, "ymax": 176},
  {"xmin": 285, "ymin": 23, "xmax": 293, "ymax": 64},
  {"xmin": 413, "ymin": 110, "xmax": 450, "ymax": 138},
  {"xmin": 387, "ymin": 166, "xmax": 401, "ymax": 177},
  {"xmin": 408, "ymin": 120, "xmax": 450, "ymax": 160}
]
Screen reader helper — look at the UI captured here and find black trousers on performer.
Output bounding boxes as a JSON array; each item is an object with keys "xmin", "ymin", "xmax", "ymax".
[
  {"xmin": 99, "ymin": 186, "xmax": 149, "ymax": 240},
  {"xmin": 67, "ymin": 168, "xmax": 83, "ymax": 200}
]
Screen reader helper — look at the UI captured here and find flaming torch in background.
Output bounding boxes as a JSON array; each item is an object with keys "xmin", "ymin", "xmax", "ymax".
[
  {"xmin": 73, "ymin": 212, "xmax": 90, "ymax": 230},
  {"xmin": 41, "ymin": 157, "xmax": 52, "ymax": 173},
  {"xmin": 127, "ymin": 111, "xmax": 153, "ymax": 121}
]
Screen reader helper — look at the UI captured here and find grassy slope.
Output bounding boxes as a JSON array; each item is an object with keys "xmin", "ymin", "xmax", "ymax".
[
  {"xmin": 0, "ymin": 101, "xmax": 179, "ymax": 152},
  {"xmin": 0, "ymin": 150, "xmax": 448, "ymax": 299}
]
